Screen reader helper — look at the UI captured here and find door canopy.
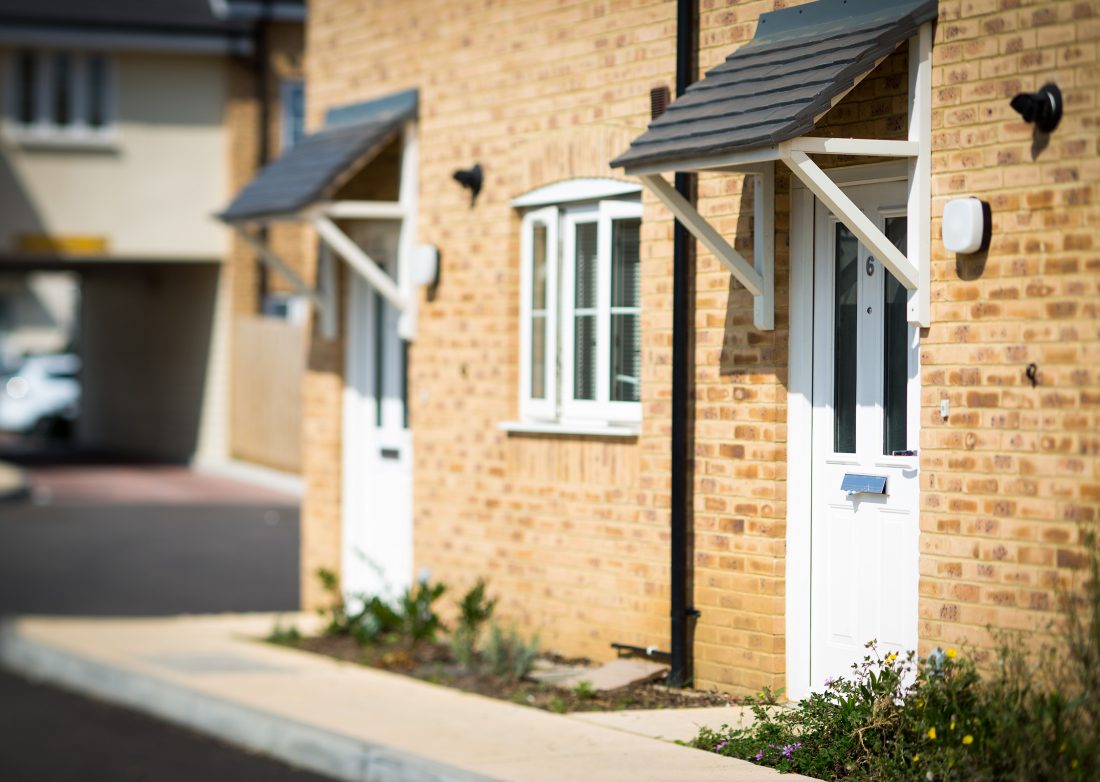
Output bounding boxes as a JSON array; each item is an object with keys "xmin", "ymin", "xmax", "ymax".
[
  {"xmin": 612, "ymin": 0, "xmax": 936, "ymax": 328},
  {"xmin": 218, "ymin": 89, "xmax": 428, "ymax": 340}
]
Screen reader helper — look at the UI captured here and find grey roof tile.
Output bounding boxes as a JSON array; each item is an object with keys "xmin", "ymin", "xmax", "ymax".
[
  {"xmin": 611, "ymin": 0, "xmax": 937, "ymax": 170},
  {"xmin": 219, "ymin": 89, "xmax": 417, "ymax": 223}
]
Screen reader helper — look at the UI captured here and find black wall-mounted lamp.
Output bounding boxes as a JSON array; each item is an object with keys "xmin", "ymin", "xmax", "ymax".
[
  {"xmin": 453, "ymin": 163, "xmax": 483, "ymax": 206},
  {"xmin": 1010, "ymin": 83, "xmax": 1062, "ymax": 133}
]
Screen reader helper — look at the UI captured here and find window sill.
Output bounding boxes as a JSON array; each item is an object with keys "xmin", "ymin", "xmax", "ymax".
[
  {"xmin": 499, "ymin": 420, "xmax": 640, "ymax": 438},
  {"xmin": 4, "ymin": 126, "xmax": 119, "ymax": 151}
]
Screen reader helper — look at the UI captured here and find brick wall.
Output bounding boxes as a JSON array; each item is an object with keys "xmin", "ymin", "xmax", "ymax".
[{"xmin": 302, "ymin": 0, "xmax": 1100, "ymax": 695}]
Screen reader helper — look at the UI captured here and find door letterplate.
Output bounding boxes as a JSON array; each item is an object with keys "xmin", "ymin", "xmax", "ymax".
[{"xmin": 841, "ymin": 473, "xmax": 887, "ymax": 497}]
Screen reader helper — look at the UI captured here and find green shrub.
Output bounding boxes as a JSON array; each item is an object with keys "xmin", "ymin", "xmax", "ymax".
[
  {"xmin": 348, "ymin": 595, "xmax": 403, "ymax": 646},
  {"xmin": 316, "ymin": 567, "xmax": 352, "ymax": 636},
  {"xmin": 266, "ymin": 619, "xmax": 301, "ymax": 646},
  {"xmin": 572, "ymin": 679, "xmax": 596, "ymax": 701},
  {"xmin": 693, "ymin": 530, "xmax": 1100, "ymax": 780},
  {"xmin": 314, "ymin": 568, "xmax": 446, "ymax": 648},
  {"xmin": 396, "ymin": 578, "xmax": 447, "ymax": 644},
  {"xmin": 482, "ymin": 622, "xmax": 540, "ymax": 682},
  {"xmin": 450, "ymin": 579, "xmax": 497, "ymax": 669}
]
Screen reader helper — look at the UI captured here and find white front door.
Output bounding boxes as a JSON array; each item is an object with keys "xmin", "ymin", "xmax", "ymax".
[
  {"xmin": 342, "ymin": 221, "xmax": 413, "ymax": 600},
  {"xmin": 810, "ymin": 178, "xmax": 920, "ymax": 688}
]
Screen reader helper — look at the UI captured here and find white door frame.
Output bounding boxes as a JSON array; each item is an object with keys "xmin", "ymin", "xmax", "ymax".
[{"xmin": 785, "ymin": 160, "xmax": 915, "ymax": 701}]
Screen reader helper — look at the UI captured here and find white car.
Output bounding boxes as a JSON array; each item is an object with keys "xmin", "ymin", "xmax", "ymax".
[{"xmin": 0, "ymin": 353, "xmax": 81, "ymax": 434}]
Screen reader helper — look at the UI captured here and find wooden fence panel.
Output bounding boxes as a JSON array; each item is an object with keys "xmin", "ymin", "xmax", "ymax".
[{"xmin": 230, "ymin": 315, "xmax": 305, "ymax": 474}]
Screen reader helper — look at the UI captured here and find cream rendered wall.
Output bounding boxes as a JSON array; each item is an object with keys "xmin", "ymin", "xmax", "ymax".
[{"xmin": 0, "ymin": 51, "xmax": 228, "ymax": 260}]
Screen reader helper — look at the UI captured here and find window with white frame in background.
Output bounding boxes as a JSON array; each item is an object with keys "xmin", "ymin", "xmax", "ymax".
[
  {"xmin": 6, "ymin": 50, "xmax": 114, "ymax": 143},
  {"xmin": 518, "ymin": 182, "xmax": 643, "ymax": 429},
  {"xmin": 280, "ymin": 79, "xmax": 305, "ymax": 150}
]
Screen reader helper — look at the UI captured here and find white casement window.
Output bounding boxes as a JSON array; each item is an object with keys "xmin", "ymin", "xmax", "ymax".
[
  {"xmin": 517, "ymin": 182, "xmax": 643, "ymax": 429},
  {"xmin": 5, "ymin": 50, "xmax": 115, "ymax": 145},
  {"xmin": 280, "ymin": 79, "xmax": 305, "ymax": 150}
]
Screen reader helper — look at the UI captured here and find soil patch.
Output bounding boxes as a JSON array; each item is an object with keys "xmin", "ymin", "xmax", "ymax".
[{"xmin": 278, "ymin": 635, "xmax": 735, "ymax": 713}]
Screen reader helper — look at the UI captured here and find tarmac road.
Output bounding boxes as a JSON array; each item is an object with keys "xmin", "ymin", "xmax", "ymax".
[
  {"xmin": 0, "ymin": 460, "xmax": 320, "ymax": 779},
  {"xmin": 0, "ymin": 670, "xmax": 338, "ymax": 782},
  {"xmin": 0, "ymin": 461, "xmax": 301, "ymax": 616}
]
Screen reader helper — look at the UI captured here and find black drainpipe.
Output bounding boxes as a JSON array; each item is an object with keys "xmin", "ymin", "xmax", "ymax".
[
  {"xmin": 668, "ymin": 0, "xmax": 698, "ymax": 689},
  {"xmin": 254, "ymin": 1, "xmax": 273, "ymax": 309}
]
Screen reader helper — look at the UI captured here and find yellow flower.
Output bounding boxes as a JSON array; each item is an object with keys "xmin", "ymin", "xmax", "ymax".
[
  {"xmin": 928, "ymin": 727, "xmax": 937, "ymax": 740},
  {"xmin": 912, "ymin": 754, "xmax": 921, "ymax": 763},
  {"xmin": 962, "ymin": 735, "xmax": 974, "ymax": 745},
  {"xmin": 886, "ymin": 652, "xmax": 897, "ymax": 663},
  {"xmin": 950, "ymin": 721, "xmax": 956, "ymax": 731},
  {"xmin": 946, "ymin": 647, "xmax": 958, "ymax": 659}
]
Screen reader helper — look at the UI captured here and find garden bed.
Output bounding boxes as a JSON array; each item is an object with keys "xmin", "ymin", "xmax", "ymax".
[{"xmin": 275, "ymin": 633, "xmax": 735, "ymax": 713}]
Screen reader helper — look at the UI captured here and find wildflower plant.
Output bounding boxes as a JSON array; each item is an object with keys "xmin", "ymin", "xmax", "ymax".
[{"xmin": 693, "ymin": 528, "xmax": 1100, "ymax": 780}]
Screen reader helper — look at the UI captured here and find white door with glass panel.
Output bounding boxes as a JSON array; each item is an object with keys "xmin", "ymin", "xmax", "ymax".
[
  {"xmin": 343, "ymin": 221, "xmax": 412, "ymax": 600},
  {"xmin": 810, "ymin": 179, "xmax": 919, "ymax": 689}
]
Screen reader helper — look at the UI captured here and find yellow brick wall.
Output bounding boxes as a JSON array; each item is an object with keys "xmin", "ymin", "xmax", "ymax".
[{"xmin": 303, "ymin": 0, "xmax": 1100, "ymax": 696}]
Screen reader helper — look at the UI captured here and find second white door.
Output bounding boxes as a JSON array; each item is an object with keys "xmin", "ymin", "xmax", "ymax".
[{"xmin": 342, "ymin": 221, "xmax": 413, "ymax": 601}]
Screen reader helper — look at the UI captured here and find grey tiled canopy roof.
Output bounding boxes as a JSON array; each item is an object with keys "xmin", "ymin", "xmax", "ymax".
[
  {"xmin": 219, "ymin": 89, "xmax": 417, "ymax": 223},
  {"xmin": 611, "ymin": 0, "xmax": 937, "ymax": 171}
]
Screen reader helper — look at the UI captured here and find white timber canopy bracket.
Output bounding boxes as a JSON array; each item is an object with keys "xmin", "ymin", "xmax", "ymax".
[
  {"xmin": 217, "ymin": 89, "xmax": 431, "ymax": 341},
  {"xmin": 611, "ymin": 0, "xmax": 935, "ymax": 329}
]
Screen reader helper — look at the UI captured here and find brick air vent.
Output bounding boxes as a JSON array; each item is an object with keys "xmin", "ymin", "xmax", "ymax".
[{"xmin": 650, "ymin": 86, "xmax": 670, "ymax": 120}]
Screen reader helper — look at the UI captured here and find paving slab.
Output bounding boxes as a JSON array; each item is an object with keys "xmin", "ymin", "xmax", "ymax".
[
  {"xmin": 553, "ymin": 658, "xmax": 669, "ymax": 691},
  {"xmin": 570, "ymin": 705, "xmax": 758, "ymax": 744},
  {"xmin": 0, "ymin": 614, "xmax": 815, "ymax": 782}
]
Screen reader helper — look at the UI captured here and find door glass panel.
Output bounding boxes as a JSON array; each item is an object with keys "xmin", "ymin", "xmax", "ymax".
[
  {"xmin": 374, "ymin": 290, "xmax": 385, "ymax": 427},
  {"xmin": 883, "ymin": 217, "xmax": 908, "ymax": 455},
  {"xmin": 573, "ymin": 222, "xmax": 598, "ymax": 400},
  {"xmin": 610, "ymin": 218, "xmax": 641, "ymax": 402},
  {"xmin": 833, "ymin": 222, "xmax": 858, "ymax": 453},
  {"xmin": 530, "ymin": 223, "xmax": 548, "ymax": 400}
]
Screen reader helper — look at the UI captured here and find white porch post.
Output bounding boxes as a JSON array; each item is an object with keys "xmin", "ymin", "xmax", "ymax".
[
  {"xmin": 908, "ymin": 21, "xmax": 932, "ymax": 328},
  {"xmin": 752, "ymin": 163, "xmax": 775, "ymax": 331},
  {"xmin": 396, "ymin": 121, "xmax": 420, "ymax": 341}
]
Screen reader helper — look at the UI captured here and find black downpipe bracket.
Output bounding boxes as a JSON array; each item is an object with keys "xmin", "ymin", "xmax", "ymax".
[{"xmin": 668, "ymin": 0, "xmax": 699, "ymax": 689}]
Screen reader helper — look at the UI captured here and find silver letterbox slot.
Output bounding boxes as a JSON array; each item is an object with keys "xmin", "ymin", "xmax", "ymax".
[{"xmin": 841, "ymin": 473, "xmax": 887, "ymax": 497}]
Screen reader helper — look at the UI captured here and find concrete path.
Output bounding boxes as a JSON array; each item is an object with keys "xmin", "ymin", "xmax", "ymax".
[{"xmin": 0, "ymin": 614, "xmax": 814, "ymax": 782}]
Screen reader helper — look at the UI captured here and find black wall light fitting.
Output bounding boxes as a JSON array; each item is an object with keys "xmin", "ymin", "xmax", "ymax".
[
  {"xmin": 452, "ymin": 163, "xmax": 483, "ymax": 206},
  {"xmin": 1010, "ymin": 83, "xmax": 1062, "ymax": 133}
]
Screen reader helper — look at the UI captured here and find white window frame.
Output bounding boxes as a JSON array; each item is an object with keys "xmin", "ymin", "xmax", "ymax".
[
  {"xmin": 3, "ymin": 49, "xmax": 116, "ymax": 147},
  {"xmin": 519, "ymin": 206, "xmax": 558, "ymax": 422},
  {"xmin": 516, "ymin": 191, "xmax": 643, "ymax": 429}
]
